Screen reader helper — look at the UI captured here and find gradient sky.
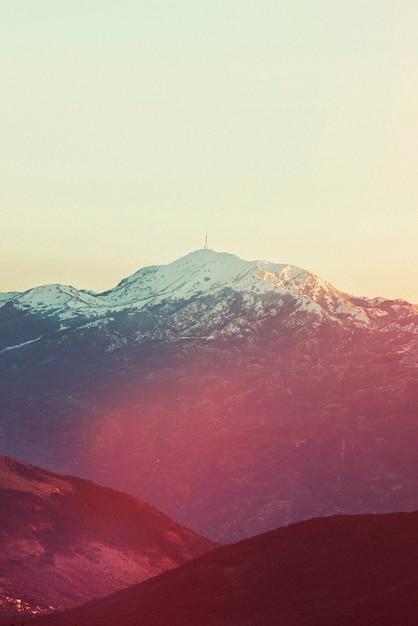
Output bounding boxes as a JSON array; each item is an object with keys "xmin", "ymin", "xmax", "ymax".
[{"xmin": 1, "ymin": 0, "xmax": 417, "ymax": 301}]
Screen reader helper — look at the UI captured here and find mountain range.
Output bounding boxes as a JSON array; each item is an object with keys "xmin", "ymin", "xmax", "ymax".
[
  {"xmin": 1, "ymin": 249, "xmax": 417, "ymax": 541},
  {"xmin": 0, "ymin": 454, "xmax": 214, "ymax": 624}
]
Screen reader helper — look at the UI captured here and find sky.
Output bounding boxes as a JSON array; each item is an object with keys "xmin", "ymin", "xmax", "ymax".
[{"xmin": 1, "ymin": 0, "xmax": 418, "ymax": 302}]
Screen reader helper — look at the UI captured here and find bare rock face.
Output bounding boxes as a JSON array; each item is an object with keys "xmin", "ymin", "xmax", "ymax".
[
  {"xmin": 1, "ymin": 250, "xmax": 418, "ymax": 542},
  {"xmin": 0, "ymin": 455, "xmax": 215, "ymax": 624}
]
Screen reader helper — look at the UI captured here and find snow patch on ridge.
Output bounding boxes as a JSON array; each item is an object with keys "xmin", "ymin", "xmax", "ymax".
[{"xmin": 0, "ymin": 336, "xmax": 41, "ymax": 354}]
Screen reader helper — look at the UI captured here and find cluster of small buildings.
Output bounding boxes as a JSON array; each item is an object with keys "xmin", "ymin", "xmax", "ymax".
[{"xmin": 0, "ymin": 594, "xmax": 55, "ymax": 618}]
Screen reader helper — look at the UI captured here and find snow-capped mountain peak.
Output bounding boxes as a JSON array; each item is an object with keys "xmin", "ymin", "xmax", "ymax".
[
  {"xmin": 0, "ymin": 250, "xmax": 416, "ymax": 336},
  {"xmin": 104, "ymin": 249, "xmax": 292, "ymax": 307}
]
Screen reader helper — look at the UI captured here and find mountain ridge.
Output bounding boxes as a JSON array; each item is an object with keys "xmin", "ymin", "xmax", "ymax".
[{"xmin": 2, "ymin": 250, "xmax": 416, "ymax": 331}]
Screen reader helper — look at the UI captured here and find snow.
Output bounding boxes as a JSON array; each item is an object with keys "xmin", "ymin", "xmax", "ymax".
[
  {"xmin": 0, "ymin": 249, "xmax": 416, "ymax": 333},
  {"xmin": 0, "ymin": 336, "xmax": 41, "ymax": 354},
  {"xmin": 0, "ymin": 250, "xmax": 324, "ymax": 319},
  {"xmin": 4, "ymin": 284, "xmax": 109, "ymax": 320},
  {"xmin": 100, "ymin": 250, "xmax": 320, "ymax": 310}
]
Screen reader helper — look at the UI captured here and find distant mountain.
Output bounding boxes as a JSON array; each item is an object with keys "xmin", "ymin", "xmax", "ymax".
[
  {"xmin": 2, "ymin": 249, "xmax": 416, "ymax": 329},
  {"xmin": 0, "ymin": 455, "xmax": 215, "ymax": 624},
  {"xmin": 29, "ymin": 510, "xmax": 418, "ymax": 626},
  {"xmin": 0, "ymin": 249, "xmax": 417, "ymax": 541}
]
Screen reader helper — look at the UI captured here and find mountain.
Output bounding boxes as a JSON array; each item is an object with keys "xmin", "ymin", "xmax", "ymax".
[
  {"xmin": 0, "ymin": 455, "xmax": 215, "ymax": 624},
  {"xmin": 29, "ymin": 510, "xmax": 418, "ymax": 626},
  {"xmin": 2, "ymin": 249, "xmax": 415, "ymax": 329},
  {"xmin": 0, "ymin": 249, "xmax": 417, "ymax": 541}
]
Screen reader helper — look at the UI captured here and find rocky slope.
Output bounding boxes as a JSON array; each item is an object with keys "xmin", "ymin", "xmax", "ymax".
[
  {"xmin": 0, "ymin": 455, "xmax": 215, "ymax": 624},
  {"xmin": 0, "ymin": 249, "xmax": 417, "ymax": 541},
  {"xmin": 29, "ymin": 510, "xmax": 418, "ymax": 626}
]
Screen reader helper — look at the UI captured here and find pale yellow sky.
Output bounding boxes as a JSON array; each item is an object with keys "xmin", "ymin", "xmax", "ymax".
[{"xmin": 1, "ymin": 1, "xmax": 418, "ymax": 301}]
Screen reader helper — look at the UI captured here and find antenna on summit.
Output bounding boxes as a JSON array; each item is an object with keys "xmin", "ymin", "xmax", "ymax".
[{"xmin": 203, "ymin": 232, "xmax": 209, "ymax": 250}]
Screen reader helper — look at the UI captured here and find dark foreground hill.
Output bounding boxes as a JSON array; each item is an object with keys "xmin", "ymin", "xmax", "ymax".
[
  {"xmin": 0, "ymin": 455, "xmax": 215, "ymax": 624},
  {"xmin": 29, "ymin": 511, "xmax": 418, "ymax": 626}
]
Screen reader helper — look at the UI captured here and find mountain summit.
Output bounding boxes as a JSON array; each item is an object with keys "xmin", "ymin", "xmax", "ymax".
[{"xmin": 1, "ymin": 249, "xmax": 416, "ymax": 338}]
